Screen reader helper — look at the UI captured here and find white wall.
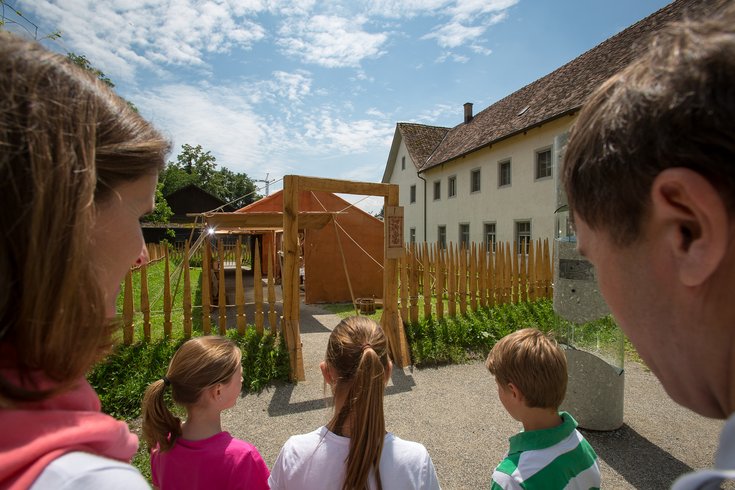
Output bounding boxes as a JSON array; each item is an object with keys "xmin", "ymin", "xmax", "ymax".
[
  {"xmin": 421, "ymin": 117, "xmax": 573, "ymax": 247},
  {"xmin": 387, "ymin": 139, "xmax": 426, "ymax": 243}
]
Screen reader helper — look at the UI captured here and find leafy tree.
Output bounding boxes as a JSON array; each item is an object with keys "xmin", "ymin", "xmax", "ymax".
[{"xmin": 161, "ymin": 144, "xmax": 260, "ymax": 210}]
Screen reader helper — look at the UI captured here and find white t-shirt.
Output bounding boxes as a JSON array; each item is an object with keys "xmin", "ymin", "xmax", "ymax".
[
  {"xmin": 269, "ymin": 426, "xmax": 441, "ymax": 490},
  {"xmin": 30, "ymin": 451, "xmax": 149, "ymax": 489}
]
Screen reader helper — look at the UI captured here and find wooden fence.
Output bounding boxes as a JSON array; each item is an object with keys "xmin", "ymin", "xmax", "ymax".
[
  {"xmin": 121, "ymin": 237, "xmax": 554, "ymax": 344},
  {"xmin": 121, "ymin": 238, "xmax": 278, "ymax": 344},
  {"xmin": 399, "ymin": 238, "xmax": 553, "ymax": 323}
]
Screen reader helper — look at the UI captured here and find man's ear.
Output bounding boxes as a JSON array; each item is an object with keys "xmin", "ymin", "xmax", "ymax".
[{"xmin": 650, "ymin": 168, "xmax": 728, "ymax": 286}]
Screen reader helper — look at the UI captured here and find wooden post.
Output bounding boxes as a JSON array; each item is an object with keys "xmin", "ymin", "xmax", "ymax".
[
  {"xmin": 469, "ymin": 243, "xmax": 477, "ymax": 311},
  {"xmin": 202, "ymin": 239, "xmax": 212, "ymax": 335},
  {"xmin": 528, "ymin": 240, "xmax": 536, "ymax": 302},
  {"xmin": 422, "ymin": 242, "xmax": 431, "ymax": 319},
  {"xmin": 409, "ymin": 242, "xmax": 419, "ymax": 324},
  {"xmin": 544, "ymin": 238, "xmax": 552, "ymax": 298},
  {"xmin": 254, "ymin": 238, "xmax": 264, "ymax": 335},
  {"xmin": 235, "ymin": 237, "xmax": 246, "ymax": 335},
  {"xmin": 448, "ymin": 242, "xmax": 456, "ymax": 317},
  {"xmin": 268, "ymin": 247, "xmax": 278, "ymax": 335},
  {"xmin": 282, "ymin": 175, "xmax": 305, "ymax": 380},
  {"xmin": 399, "ymin": 252, "xmax": 409, "ymax": 323},
  {"xmin": 459, "ymin": 243, "xmax": 467, "ymax": 315},
  {"xmin": 183, "ymin": 240, "xmax": 192, "ymax": 339},
  {"xmin": 123, "ymin": 269, "xmax": 134, "ymax": 345},
  {"xmin": 381, "ymin": 187, "xmax": 409, "ymax": 368},
  {"xmin": 436, "ymin": 245, "xmax": 445, "ymax": 320},
  {"xmin": 487, "ymin": 247, "xmax": 495, "ymax": 307},
  {"xmin": 140, "ymin": 263, "xmax": 151, "ymax": 342},
  {"xmin": 217, "ymin": 239, "xmax": 227, "ymax": 335},
  {"xmin": 479, "ymin": 244, "xmax": 487, "ymax": 308},
  {"xmin": 520, "ymin": 241, "xmax": 527, "ymax": 303},
  {"xmin": 163, "ymin": 248, "xmax": 172, "ymax": 338}
]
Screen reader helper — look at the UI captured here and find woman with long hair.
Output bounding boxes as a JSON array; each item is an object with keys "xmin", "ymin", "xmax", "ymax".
[
  {"xmin": 269, "ymin": 316, "xmax": 440, "ymax": 489},
  {"xmin": 0, "ymin": 32, "xmax": 169, "ymax": 488}
]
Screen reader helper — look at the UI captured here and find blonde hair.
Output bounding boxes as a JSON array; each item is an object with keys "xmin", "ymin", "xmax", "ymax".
[
  {"xmin": 326, "ymin": 316, "xmax": 390, "ymax": 490},
  {"xmin": 142, "ymin": 336, "xmax": 242, "ymax": 451},
  {"xmin": 485, "ymin": 328, "xmax": 567, "ymax": 409},
  {"xmin": 0, "ymin": 33, "xmax": 170, "ymax": 405}
]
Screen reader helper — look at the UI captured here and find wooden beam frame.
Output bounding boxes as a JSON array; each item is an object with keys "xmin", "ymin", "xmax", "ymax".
[{"xmin": 282, "ymin": 175, "xmax": 408, "ymax": 381}]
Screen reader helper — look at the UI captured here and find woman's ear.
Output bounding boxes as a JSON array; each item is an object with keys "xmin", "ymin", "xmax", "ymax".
[
  {"xmin": 650, "ymin": 168, "xmax": 728, "ymax": 286},
  {"xmin": 320, "ymin": 361, "xmax": 334, "ymax": 385},
  {"xmin": 384, "ymin": 359, "xmax": 393, "ymax": 385}
]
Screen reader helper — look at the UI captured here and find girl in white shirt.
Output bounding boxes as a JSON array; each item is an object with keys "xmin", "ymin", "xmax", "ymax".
[{"xmin": 269, "ymin": 316, "xmax": 441, "ymax": 490}]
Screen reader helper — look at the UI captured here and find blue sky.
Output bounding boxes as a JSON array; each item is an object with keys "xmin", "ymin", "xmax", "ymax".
[{"xmin": 10, "ymin": 0, "xmax": 670, "ymax": 213}]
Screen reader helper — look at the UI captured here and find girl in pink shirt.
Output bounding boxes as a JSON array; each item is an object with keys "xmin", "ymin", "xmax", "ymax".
[{"xmin": 142, "ymin": 336, "xmax": 269, "ymax": 490}]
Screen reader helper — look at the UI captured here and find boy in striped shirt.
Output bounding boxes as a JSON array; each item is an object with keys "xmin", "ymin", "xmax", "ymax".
[{"xmin": 486, "ymin": 328, "xmax": 600, "ymax": 489}]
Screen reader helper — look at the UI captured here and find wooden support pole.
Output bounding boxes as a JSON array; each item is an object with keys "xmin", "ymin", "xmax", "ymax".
[
  {"xmin": 448, "ymin": 242, "xmax": 456, "ymax": 317},
  {"xmin": 520, "ymin": 241, "xmax": 527, "ymax": 303},
  {"xmin": 140, "ymin": 263, "xmax": 151, "ymax": 342},
  {"xmin": 235, "ymin": 237, "xmax": 246, "ymax": 335},
  {"xmin": 283, "ymin": 175, "xmax": 305, "ymax": 381},
  {"xmin": 183, "ymin": 240, "xmax": 192, "ymax": 339},
  {"xmin": 422, "ymin": 242, "xmax": 431, "ymax": 320},
  {"xmin": 202, "ymin": 239, "xmax": 212, "ymax": 335},
  {"xmin": 436, "ymin": 245, "xmax": 445, "ymax": 320},
  {"xmin": 409, "ymin": 242, "xmax": 419, "ymax": 324},
  {"xmin": 399, "ymin": 252, "xmax": 409, "ymax": 324},
  {"xmin": 123, "ymin": 269, "xmax": 134, "ymax": 345},
  {"xmin": 469, "ymin": 243, "xmax": 477, "ymax": 311},
  {"xmin": 268, "ymin": 247, "xmax": 278, "ymax": 335},
  {"xmin": 254, "ymin": 238, "xmax": 264, "ymax": 335},
  {"xmin": 164, "ymin": 248, "xmax": 172, "ymax": 338},
  {"xmin": 218, "ymin": 239, "xmax": 227, "ymax": 335},
  {"xmin": 487, "ymin": 247, "xmax": 495, "ymax": 307},
  {"xmin": 459, "ymin": 243, "xmax": 467, "ymax": 315},
  {"xmin": 528, "ymin": 240, "xmax": 536, "ymax": 302},
  {"xmin": 479, "ymin": 244, "xmax": 487, "ymax": 308},
  {"xmin": 380, "ymin": 186, "xmax": 409, "ymax": 368}
]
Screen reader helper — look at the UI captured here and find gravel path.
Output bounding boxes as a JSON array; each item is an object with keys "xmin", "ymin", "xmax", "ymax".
[{"xmin": 222, "ymin": 304, "xmax": 725, "ymax": 489}]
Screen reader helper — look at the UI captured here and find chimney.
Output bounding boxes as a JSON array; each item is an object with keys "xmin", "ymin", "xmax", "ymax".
[{"xmin": 463, "ymin": 102, "xmax": 473, "ymax": 123}]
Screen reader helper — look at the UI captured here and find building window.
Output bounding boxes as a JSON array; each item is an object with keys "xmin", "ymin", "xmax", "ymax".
[
  {"xmin": 459, "ymin": 223, "xmax": 470, "ymax": 249},
  {"xmin": 438, "ymin": 225, "xmax": 446, "ymax": 249},
  {"xmin": 516, "ymin": 221, "xmax": 531, "ymax": 254},
  {"xmin": 484, "ymin": 222, "xmax": 496, "ymax": 253},
  {"xmin": 401, "ymin": 156, "xmax": 405, "ymax": 170},
  {"xmin": 409, "ymin": 227, "xmax": 416, "ymax": 244},
  {"xmin": 536, "ymin": 148, "xmax": 552, "ymax": 179},
  {"xmin": 448, "ymin": 175, "xmax": 457, "ymax": 198},
  {"xmin": 410, "ymin": 184, "xmax": 416, "ymax": 204},
  {"xmin": 470, "ymin": 168, "xmax": 481, "ymax": 193},
  {"xmin": 433, "ymin": 180, "xmax": 441, "ymax": 200},
  {"xmin": 499, "ymin": 160, "xmax": 511, "ymax": 187}
]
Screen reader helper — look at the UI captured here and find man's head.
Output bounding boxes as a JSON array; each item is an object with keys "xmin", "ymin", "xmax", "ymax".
[
  {"xmin": 486, "ymin": 328, "xmax": 568, "ymax": 412},
  {"xmin": 563, "ymin": 4, "xmax": 735, "ymax": 419},
  {"xmin": 563, "ymin": 3, "xmax": 735, "ymax": 246}
]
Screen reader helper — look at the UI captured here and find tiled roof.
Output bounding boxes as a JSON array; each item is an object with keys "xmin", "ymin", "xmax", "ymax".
[
  {"xmin": 397, "ymin": 123, "xmax": 450, "ymax": 170},
  {"xmin": 419, "ymin": 0, "xmax": 714, "ymax": 171}
]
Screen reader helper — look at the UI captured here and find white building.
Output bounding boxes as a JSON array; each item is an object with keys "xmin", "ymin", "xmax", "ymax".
[{"xmin": 382, "ymin": 0, "xmax": 706, "ymax": 251}]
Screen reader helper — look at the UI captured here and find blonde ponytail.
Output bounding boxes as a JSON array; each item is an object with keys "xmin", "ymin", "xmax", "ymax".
[{"xmin": 142, "ymin": 379, "xmax": 182, "ymax": 451}]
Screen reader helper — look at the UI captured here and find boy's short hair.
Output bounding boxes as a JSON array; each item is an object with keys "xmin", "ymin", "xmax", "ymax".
[{"xmin": 486, "ymin": 328, "xmax": 567, "ymax": 409}]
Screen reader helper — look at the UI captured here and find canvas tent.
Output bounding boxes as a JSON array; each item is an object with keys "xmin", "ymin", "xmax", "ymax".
[{"xmin": 207, "ymin": 189, "xmax": 384, "ymax": 305}]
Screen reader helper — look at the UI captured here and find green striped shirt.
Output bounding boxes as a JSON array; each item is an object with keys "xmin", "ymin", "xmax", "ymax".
[{"xmin": 491, "ymin": 412, "xmax": 600, "ymax": 489}]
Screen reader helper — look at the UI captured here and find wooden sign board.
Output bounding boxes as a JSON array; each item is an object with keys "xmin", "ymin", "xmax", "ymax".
[{"xmin": 385, "ymin": 205, "xmax": 404, "ymax": 259}]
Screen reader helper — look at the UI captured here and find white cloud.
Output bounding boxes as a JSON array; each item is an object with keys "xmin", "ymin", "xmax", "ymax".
[
  {"xmin": 133, "ymin": 83, "xmax": 267, "ymax": 173},
  {"xmin": 277, "ymin": 15, "xmax": 388, "ymax": 68},
  {"xmin": 422, "ymin": 0, "xmax": 516, "ymax": 50},
  {"xmin": 364, "ymin": 0, "xmax": 450, "ymax": 18},
  {"xmin": 19, "ymin": 0, "xmax": 268, "ymax": 82}
]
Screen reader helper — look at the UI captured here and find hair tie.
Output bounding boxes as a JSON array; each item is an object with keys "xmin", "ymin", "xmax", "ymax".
[
  {"xmin": 162, "ymin": 376, "xmax": 171, "ymax": 387},
  {"xmin": 361, "ymin": 343, "xmax": 372, "ymax": 352}
]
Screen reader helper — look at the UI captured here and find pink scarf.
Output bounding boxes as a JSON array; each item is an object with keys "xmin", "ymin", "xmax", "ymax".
[{"xmin": 0, "ymin": 372, "xmax": 139, "ymax": 490}]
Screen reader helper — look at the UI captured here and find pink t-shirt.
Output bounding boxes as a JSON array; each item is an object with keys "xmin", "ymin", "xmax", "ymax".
[{"xmin": 151, "ymin": 432, "xmax": 269, "ymax": 490}]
